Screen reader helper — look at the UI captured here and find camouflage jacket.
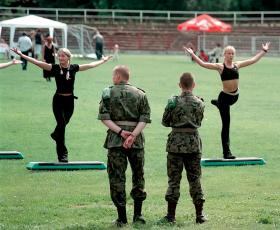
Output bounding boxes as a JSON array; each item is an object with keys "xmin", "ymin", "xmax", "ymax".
[
  {"xmin": 162, "ymin": 91, "xmax": 204, "ymax": 154},
  {"xmin": 98, "ymin": 82, "xmax": 151, "ymax": 149}
]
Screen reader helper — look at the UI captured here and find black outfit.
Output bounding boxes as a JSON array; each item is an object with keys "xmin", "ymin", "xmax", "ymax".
[
  {"xmin": 95, "ymin": 35, "xmax": 104, "ymax": 60},
  {"xmin": 43, "ymin": 44, "xmax": 55, "ymax": 81},
  {"xmin": 50, "ymin": 64, "xmax": 79, "ymax": 162},
  {"xmin": 21, "ymin": 50, "xmax": 29, "ymax": 70},
  {"xmin": 35, "ymin": 32, "xmax": 42, "ymax": 45},
  {"xmin": 214, "ymin": 64, "xmax": 239, "ymax": 158}
]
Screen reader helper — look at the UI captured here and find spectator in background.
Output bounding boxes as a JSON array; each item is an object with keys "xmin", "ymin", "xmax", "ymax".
[
  {"xmin": 29, "ymin": 30, "xmax": 35, "ymax": 58},
  {"xmin": 198, "ymin": 50, "xmax": 209, "ymax": 62},
  {"xmin": 112, "ymin": 44, "xmax": 119, "ymax": 61},
  {"xmin": 34, "ymin": 29, "xmax": 44, "ymax": 59},
  {"xmin": 45, "ymin": 33, "xmax": 59, "ymax": 51},
  {"xmin": 186, "ymin": 42, "xmax": 197, "ymax": 62},
  {"xmin": 93, "ymin": 31, "xmax": 104, "ymax": 60},
  {"xmin": 17, "ymin": 32, "xmax": 32, "ymax": 70},
  {"xmin": 42, "ymin": 36, "xmax": 56, "ymax": 82},
  {"xmin": 209, "ymin": 43, "xmax": 222, "ymax": 63},
  {"xmin": 0, "ymin": 38, "xmax": 10, "ymax": 59}
]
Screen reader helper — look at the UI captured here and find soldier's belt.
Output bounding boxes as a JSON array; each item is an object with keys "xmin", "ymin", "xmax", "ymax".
[
  {"xmin": 115, "ymin": 121, "xmax": 138, "ymax": 126},
  {"xmin": 172, "ymin": 127, "xmax": 197, "ymax": 133}
]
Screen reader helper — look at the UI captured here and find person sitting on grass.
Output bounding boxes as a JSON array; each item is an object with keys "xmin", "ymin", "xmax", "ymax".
[{"xmin": 11, "ymin": 47, "xmax": 112, "ymax": 163}]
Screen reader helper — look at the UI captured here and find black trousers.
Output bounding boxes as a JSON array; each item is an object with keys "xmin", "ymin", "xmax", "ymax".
[
  {"xmin": 217, "ymin": 91, "xmax": 239, "ymax": 154},
  {"xmin": 21, "ymin": 50, "xmax": 29, "ymax": 70},
  {"xmin": 52, "ymin": 94, "xmax": 74, "ymax": 161},
  {"xmin": 95, "ymin": 42, "xmax": 103, "ymax": 60}
]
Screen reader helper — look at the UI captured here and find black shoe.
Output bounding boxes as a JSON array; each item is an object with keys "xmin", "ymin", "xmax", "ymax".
[
  {"xmin": 133, "ymin": 215, "xmax": 146, "ymax": 224},
  {"xmin": 158, "ymin": 215, "xmax": 176, "ymax": 224},
  {"xmin": 211, "ymin": 99, "xmax": 219, "ymax": 108},
  {"xmin": 58, "ymin": 158, "xmax": 68, "ymax": 163},
  {"xmin": 196, "ymin": 215, "xmax": 207, "ymax": 224},
  {"xmin": 112, "ymin": 219, "xmax": 127, "ymax": 228},
  {"xmin": 223, "ymin": 152, "xmax": 236, "ymax": 159}
]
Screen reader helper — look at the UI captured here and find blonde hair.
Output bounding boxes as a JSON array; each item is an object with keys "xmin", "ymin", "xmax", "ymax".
[
  {"xmin": 223, "ymin": 45, "xmax": 236, "ymax": 55},
  {"xmin": 57, "ymin": 48, "xmax": 72, "ymax": 58},
  {"xmin": 57, "ymin": 48, "xmax": 72, "ymax": 80}
]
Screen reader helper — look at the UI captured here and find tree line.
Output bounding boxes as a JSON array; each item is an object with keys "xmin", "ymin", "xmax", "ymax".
[{"xmin": 2, "ymin": 0, "xmax": 280, "ymax": 11}]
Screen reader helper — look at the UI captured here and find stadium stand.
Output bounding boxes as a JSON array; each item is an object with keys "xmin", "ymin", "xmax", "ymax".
[{"xmin": 1, "ymin": 18, "xmax": 280, "ymax": 55}]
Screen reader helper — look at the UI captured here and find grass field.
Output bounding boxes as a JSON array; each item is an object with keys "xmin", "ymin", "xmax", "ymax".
[{"xmin": 0, "ymin": 54, "xmax": 279, "ymax": 230}]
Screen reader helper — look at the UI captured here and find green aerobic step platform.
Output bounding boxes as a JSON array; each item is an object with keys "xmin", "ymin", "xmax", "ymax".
[
  {"xmin": 201, "ymin": 157, "xmax": 266, "ymax": 167},
  {"xmin": 26, "ymin": 161, "xmax": 107, "ymax": 171},
  {"xmin": 0, "ymin": 151, "xmax": 24, "ymax": 159}
]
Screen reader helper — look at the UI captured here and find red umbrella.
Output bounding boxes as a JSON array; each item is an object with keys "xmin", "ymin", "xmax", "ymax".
[
  {"xmin": 177, "ymin": 14, "xmax": 232, "ymax": 32},
  {"xmin": 177, "ymin": 14, "xmax": 232, "ymax": 50}
]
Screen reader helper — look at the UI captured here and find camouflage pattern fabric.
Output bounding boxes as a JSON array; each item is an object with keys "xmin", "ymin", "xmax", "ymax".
[
  {"xmin": 162, "ymin": 91, "xmax": 205, "ymax": 204},
  {"xmin": 165, "ymin": 153, "xmax": 204, "ymax": 204},
  {"xmin": 162, "ymin": 91, "xmax": 204, "ymax": 154},
  {"xmin": 98, "ymin": 82, "xmax": 150, "ymax": 208},
  {"xmin": 98, "ymin": 82, "xmax": 151, "ymax": 149},
  {"xmin": 107, "ymin": 148, "xmax": 147, "ymax": 207}
]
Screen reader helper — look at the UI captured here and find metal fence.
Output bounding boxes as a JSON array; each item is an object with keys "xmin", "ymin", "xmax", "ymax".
[
  {"xmin": 1, "ymin": 7, "xmax": 280, "ymax": 25},
  {"xmin": 198, "ymin": 35, "xmax": 280, "ymax": 56}
]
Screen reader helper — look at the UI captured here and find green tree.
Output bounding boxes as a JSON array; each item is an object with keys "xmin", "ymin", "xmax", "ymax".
[
  {"xmin": 5, "ymin": 0, "xmax": 39, "ymax": 7},
  {"xmin": 186, "ymin": 0, "xmax": 232, "ymax": 11},
  {"xmin": 3, "ymin": 0, "xmax": 280, "ymax": 11}
]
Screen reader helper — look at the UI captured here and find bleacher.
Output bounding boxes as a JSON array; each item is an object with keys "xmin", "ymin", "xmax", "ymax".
[
  {"xmin": 93, "ymin": 22, "xmax": 280, "ymax": 54},
  {"xmin": 1, "ymin": 18, "xmax": 280, "ymax": 55}
]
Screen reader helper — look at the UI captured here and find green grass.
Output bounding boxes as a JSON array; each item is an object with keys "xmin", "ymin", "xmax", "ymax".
[{"xmin": 0, "ymin": 54, "xmax": 280, "ymax": 229}]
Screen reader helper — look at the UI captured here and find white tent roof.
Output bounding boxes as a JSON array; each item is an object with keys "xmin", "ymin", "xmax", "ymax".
[
  {"xmin": 0, "ymin": 15, "xmax": 67, "ymax": 29},
  {"xmin": 0, "ymin": 15, "xmax": 67, "ymax": 48}
]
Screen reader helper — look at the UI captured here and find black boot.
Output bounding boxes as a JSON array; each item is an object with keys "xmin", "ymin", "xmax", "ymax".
[
  {"xmin": 113, "ymin": 206, "xmax": 127, "ymax": 227},
  {"xmin": 56, "ymin": 143, "xmax": 68, "ymax": 163},
  {"xmin": 222, "ymin": 140, "xmax": 236, "ymax": 159},
  {"xmin": 223, "ymin": 151, "xmax": 236, "ymax": 159},
  {"xmin": 133, "ymin": 201, "xmax": 145, "ymax": 224},
  {"xmin": 195, "ymin": 201, "xmax": 207, "ymax": 224},
  {"xmin": 159, "ymin": 201, "xmax": 176, "ymax": 224}
]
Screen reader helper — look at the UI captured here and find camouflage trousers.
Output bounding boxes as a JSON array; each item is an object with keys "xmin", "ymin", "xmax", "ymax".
[
  {"xmin": 107, "ymin": 147, "xmax": 147, "ymax": 208},
  {"xmin": 165, "ymin": 152, "xmax": 204, "ymax": 204}
]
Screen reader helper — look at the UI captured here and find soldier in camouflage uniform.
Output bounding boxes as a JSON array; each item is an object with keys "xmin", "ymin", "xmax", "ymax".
[
  {"xmin": 160, "ymin": 72, "xmax": 207, "ymax": 224},
  {"xmin": 98, "ymin": 65, "xmax": 151, "ymax": 227}
]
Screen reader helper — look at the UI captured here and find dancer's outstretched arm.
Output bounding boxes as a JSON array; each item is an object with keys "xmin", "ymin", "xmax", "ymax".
[
  {"xmin": 79, "ymin": 55, "xmax": 112, "ymax": 71},
  {"xmin": 0, "ymin": 59, "xmax": 22, "ymax": 69},
  {"xmin": 183, "ymin": 46, "xmax": 221, "ymax": 71},
  {"xmin": 236, "ymin": 42, "xmax": 270, "ymax": 69},
  {"xmin": 10, "ymin": 48, "xmax": 52, "ymax": 71}
]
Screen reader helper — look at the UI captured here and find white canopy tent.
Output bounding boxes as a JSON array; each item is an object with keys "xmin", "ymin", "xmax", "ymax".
[{"xmin": 0, "ymin": 15, "xmax": 67, "ymax": 49}]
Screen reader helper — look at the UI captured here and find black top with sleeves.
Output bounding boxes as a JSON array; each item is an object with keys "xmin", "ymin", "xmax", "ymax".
[
  {"xmin": 50, "ymin": 64, "xmax": 79, "ymax": 94},
  {"xmin": 220, "ymin": 63, "xmax": 239, "ymax": 81}
]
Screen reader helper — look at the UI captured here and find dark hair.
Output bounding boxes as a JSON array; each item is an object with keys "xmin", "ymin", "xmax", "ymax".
[{"xmin": 180, "ymin": 72, "xmax": 194, "ymax": 89}]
